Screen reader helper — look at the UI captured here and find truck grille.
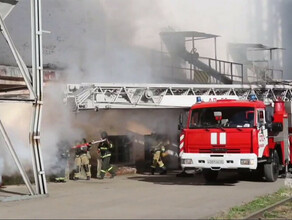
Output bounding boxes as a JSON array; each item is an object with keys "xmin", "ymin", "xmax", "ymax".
[{"xmin": 199, "ymin": 148, "xmax": 240, "ymax": 153}]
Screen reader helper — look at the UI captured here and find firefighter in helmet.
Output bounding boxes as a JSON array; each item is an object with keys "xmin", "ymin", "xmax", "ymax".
[
  {"xmin": 150, "ymin": 136, "xmax": 169, "ymax": 175},
  {"xmin": 55, "ymin": 140, "xmax": 71, "ymax": 182},
  {"xmin": 73, "ymin": 138, "xmax": 92, "ymax": 180},
  {"xmin": 97, "ymin": 131, "xmax": 116, "ymax": 179}
]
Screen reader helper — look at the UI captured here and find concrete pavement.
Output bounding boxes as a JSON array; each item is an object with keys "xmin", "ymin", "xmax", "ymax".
[{"xmin": 0, "ymin": 171, "xmax": 286, "ymax": 219}]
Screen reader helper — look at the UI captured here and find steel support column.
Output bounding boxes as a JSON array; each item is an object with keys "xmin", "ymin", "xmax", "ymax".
[
  {"xmin": 0, "ymin": 0, "xmax": 47, "ymax": 198},
  {"xmin": 30, "ymin": 0, "xmax": 47, "ymax": 195}
]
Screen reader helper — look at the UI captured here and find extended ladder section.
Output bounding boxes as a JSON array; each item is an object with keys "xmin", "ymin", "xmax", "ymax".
[{"xmin": 65, "ymin": 83, "xmax": 292, "ymax": 111}]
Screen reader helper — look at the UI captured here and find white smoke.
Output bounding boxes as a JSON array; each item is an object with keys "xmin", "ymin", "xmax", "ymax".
[
  {"xmin": 2, "ymin": 0, "xmax": 259, "ymax": 83},
  {"xmin": 0, "ymin": 104, "xmax": 32, "ymax": 177},
  {"xmin": 0, "ymin": 85, "xmax": 85, "ymax": 178},
  {"xmin": 1, "ymin": 0, "xmax": 288, "ymax": 79},
  {"xmin": 42, "ymin": 82, "xmax": 86, "ymax": 175}
]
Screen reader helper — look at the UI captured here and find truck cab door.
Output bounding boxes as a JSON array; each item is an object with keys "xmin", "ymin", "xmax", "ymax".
[
  {"xmin": 257, "ymin": 109, "xmax": 268, "ymax": 157},
  {"xmin": 178, "ymin": 109, "xmax": 189, "ymax": 131}
]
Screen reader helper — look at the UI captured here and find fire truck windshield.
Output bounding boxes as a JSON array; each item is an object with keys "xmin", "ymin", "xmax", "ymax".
[{"xmin": 189, "ymin": 107, "xmax": 255, "ymax": 129}]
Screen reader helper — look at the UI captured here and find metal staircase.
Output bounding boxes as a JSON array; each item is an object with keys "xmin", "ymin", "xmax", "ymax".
[{"xmin": 160, "ymin": 31, "xmax": 244, "ymax": 84}]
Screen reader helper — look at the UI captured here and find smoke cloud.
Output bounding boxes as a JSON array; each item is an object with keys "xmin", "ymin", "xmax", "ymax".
[
  {"xmin": 1, "ymin": 0, "xmax": 289, "ymax": 82},
  {"xmin": 0, "ymin": 104, "xmax": 32, "ymax": 178},
  {"xmin": 4, "ymin": 0, "xmax": 285, "ymax": 82},
  {"xmin": 41, "ymin": 83, "xmax": 86, "ymax": 175}
]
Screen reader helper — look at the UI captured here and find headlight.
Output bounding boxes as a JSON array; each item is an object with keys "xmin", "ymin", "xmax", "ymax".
[
  {"xmin": 182, "ymin": 159, "xmax": 193, "ymax": 164},
  {"xmin": 240, "ymin": 159, "xmax": 254, "ymax": 165}
]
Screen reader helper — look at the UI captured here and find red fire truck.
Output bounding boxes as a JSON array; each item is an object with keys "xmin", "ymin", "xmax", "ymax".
[{"xmin": 179, "ymin": 95, "xmax": 292, "ymax": 182}]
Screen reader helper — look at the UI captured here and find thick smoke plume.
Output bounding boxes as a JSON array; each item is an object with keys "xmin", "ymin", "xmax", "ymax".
[
  {"xmin": 0, "ymin": 104, "xmax": 32, "ymax": 178},
  {"xmin": 0, "ymin": 0, "xmax": 289, "ymax": 76}
]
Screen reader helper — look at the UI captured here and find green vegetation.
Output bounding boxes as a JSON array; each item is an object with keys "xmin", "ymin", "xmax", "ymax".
[
  {"xmin": 263, "ymin": 201, "xmax": 292, "ymax": 219},
  {"xmin": 211, "ymin": 187, "xmax": 292, "ymax": 219}
]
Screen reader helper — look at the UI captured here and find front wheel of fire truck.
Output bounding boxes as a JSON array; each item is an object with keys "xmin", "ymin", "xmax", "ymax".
[
  {"xmin": 264, "ymin": 150, "xmax": 280, "ymax": 182},
  {"xmin": 202, "ymin": 169, "xmax": 219, "ymax": 182}
]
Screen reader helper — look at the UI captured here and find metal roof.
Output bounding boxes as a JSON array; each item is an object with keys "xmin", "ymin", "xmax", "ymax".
[
  {"xmin": 160, "ymin": 31, "xmax": 219, "ymax": 40},
  {"xmin": 229, "ymin": 43, "xmax": 284, "ymax": 51}
]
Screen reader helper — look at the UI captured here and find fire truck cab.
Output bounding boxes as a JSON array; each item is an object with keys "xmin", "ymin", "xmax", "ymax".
[{"xmin": 179, "ymin": 96, "xmax": 292, "ymax": 182}]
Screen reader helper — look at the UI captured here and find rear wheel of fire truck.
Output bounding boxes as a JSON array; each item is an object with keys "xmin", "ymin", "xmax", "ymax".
[
  {"xmin": 202, "ymin": 169, "xmax": 219, "ymax": 182},
  {"xmin": 264, "ymin": 150, "xmax": 280, "ymax": 182}
]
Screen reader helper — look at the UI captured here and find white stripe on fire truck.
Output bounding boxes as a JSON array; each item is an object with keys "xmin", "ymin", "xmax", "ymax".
[
  {"xmin": 180, "ymin": 134, "xmax": 184, "ymax": 141},
  {"xmin": 211, "ymin": 133, "xmax": 217, "ymax": 145},
  {"xmin": 219, "ymin": 132, "xmax": 226, "ymax": 145},
  {"xmin": 179, "ymin": 133, "xmax": 184, "ymax": 155},
  {"xmin": 179, "ymin": 142, "xmax": 184, "ymax": 149}
]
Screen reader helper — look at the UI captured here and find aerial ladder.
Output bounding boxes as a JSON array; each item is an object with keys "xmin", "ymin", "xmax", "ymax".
[{"xmin": 65, "ymin": 83, "xmax": 292, "ymax": 111}]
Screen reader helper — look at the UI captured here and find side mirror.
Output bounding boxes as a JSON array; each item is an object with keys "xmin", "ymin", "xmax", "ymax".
[
  {"xmin": 272, "ymin": 122, "xmax": 283, "ymax": 132},
  {"xmin": 178, "ymin": 113, "xmax": 183, "ymax": 130},
  {"xmin": 259, "ymin": 111, "xmax": 265, "ymax": 123},
  {"xmin": 179, "ymin": 113, "xmax": 183, "ymax": 125}
]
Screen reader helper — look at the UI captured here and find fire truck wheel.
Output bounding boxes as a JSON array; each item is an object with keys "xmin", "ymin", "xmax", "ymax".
[
  {"xmin": 202, "ymin": 169, "xmax": 219, "ymax": 182},
  {"xmin": 264, "ymin": 150, "xmax": 280, "ymax": 182}
]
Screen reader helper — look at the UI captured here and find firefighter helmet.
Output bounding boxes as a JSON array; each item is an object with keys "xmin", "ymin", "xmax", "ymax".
[{"xmin": 101, "ymin": 131, "xmax": 108, "ymax": 139}]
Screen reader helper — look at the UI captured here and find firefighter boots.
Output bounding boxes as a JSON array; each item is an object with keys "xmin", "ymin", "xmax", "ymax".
[{"xmin": 160, "ymin": 167, "xmax": 167, "ymax": 175}]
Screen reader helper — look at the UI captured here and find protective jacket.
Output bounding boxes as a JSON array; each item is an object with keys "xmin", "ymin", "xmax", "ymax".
[
  {"xmin": 98, "ymin": 139, "xmax": 116, "ymax": 179},
  {"xmin": 150, "ymin": 141, "xmax": 168, "ymax": 175},
  {"xmin": 75, "ymin": 143, "xmax": 91, "ymax": 156},
  {"xmin": 98, "ymin": 140, "xmax": 113, "ymax": 159}
]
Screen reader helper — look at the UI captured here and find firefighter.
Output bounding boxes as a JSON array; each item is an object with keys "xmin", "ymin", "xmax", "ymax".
[
  {"xmin": 97, "ymin": 131, "xmax": 116, "ymax": 179},
  {"xmin": 73, "ymin": 138, "xmax": 92, "ymax": 180},
  {"xmin": 150, "ymin": 137, "xmax": 169, "ymax": 175},
  {"xmin": 55, "ymin": 140, "xmax": 71, "ymax": 182}
]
